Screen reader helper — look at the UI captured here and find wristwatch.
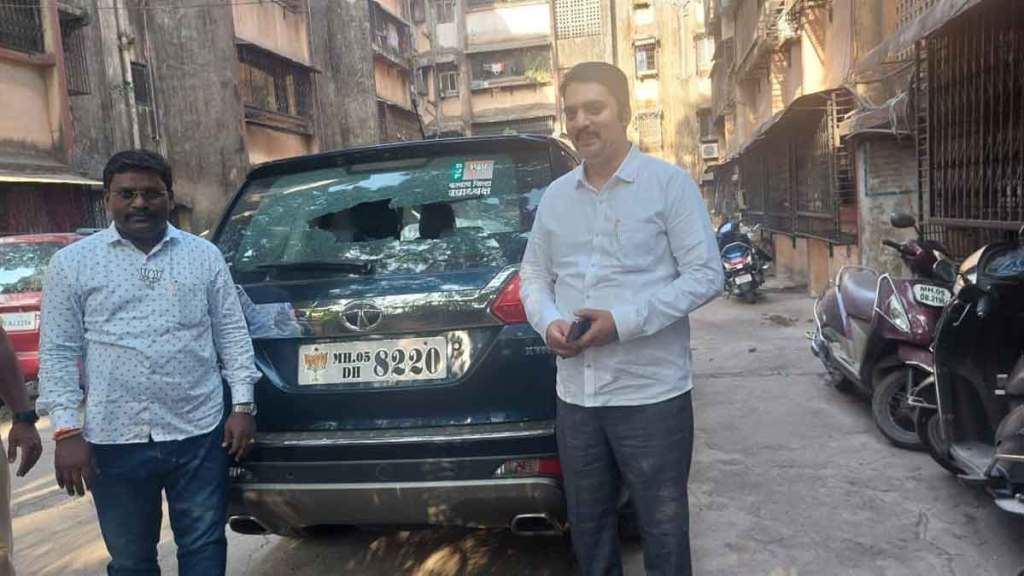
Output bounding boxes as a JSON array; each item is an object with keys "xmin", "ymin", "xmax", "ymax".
[
  {"xmin": 13, "ymin": 409, "xmax": 39, "ymax": 425},
  {"xmin": 232, "ymin": 402, "xmax": 257, "ymax": 416}
]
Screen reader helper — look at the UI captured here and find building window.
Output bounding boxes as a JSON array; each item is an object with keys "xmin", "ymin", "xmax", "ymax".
[
  {"xmin": 130, "ymin": 62, "xmax": 152, "ymax": 106},
  {"xmin": 238, "ymin": 45, "xmax": 313, "ymax": 119},
  {"xmin": 694, "ymin": 35, "xmax": 713, "ymax": 77},
  {"xmin": 470, "ymin": 47, "xmax": 551, "ymax": 89},
  {"xmin": 371, "ymin": 3, "xmax": 412, "ymax": 64},
  {"xmin": 439, "ymin": 67, "xmax": 459, "ymax": 97},
  {"xmin": 412, "ymin": 0, "xmax": 426, "ymax": 22},
  {"xmin": 435, "ymin": 0, "xmax": 455, "ymax": 24},
  {"xmin": 635, "ymin": 110, "xmax": 662, "ymax": 152},
  {"xmin": 555, "ymin": 0, "xmax": 601, "ymax": 40},
  {"xmin": 634, "ymin": 40, "xmax": 658, "ymax": 78},
  {"xmin": 60, "ymin": 12, "xmax": 91, "ymax": 95},
  {"xmin": 697, "ymin": 108, "xmax": 714, "ymax": 141},
  {"xmin": 0, "ymin": 0, "xmax": 44, "ymax": 54}
]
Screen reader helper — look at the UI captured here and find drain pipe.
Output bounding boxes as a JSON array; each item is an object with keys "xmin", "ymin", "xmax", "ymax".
[{"xmin": 113, "ymin": 0, "xmax": 141, "ymax": 148}]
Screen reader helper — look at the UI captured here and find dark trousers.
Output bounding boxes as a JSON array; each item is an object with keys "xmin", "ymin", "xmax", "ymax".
[
  {"xmin": 557, "ymin": 392, "xmax": 694, "ymax": 576},
  {"xmin": 90, "ymin": 424, "xmax": 229, "ymax": 576}
]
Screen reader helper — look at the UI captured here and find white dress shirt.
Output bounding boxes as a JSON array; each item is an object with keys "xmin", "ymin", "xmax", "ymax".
[
  {"xmin": 520, "ymin": 145, "xmax": 723, "ymax": 407},
  {"xmin": 37, "ymin": 223, "xmax": 261, "ymax": 444}
]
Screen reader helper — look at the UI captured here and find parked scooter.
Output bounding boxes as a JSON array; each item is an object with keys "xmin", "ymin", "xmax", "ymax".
[
  {"xmin": 915, "ymin": 236, "xmax": 1024, "ymax": 515},
  {"xmin": 810, "ymin": 213, "xmax": 957, "ymax": 449},
  {"xmin": 717, "ymin": 220, "xmax": 770, "ymax": 302}
]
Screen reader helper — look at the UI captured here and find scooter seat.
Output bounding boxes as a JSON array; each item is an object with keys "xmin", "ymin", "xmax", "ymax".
[{"xmin": 839, "ymin": 268, "xmax": 880, "ymax": 322}]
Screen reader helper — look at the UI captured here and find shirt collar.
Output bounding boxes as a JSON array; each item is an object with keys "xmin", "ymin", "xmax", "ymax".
[
  {"xmin": 104, "ymin": 221, "xmax": 181, "ymax": 247},
  {"xmin": 574, "ymin": 143, "xmax": 641, "ymax": 190}
]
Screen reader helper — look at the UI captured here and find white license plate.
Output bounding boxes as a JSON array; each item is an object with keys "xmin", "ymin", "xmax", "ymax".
[
  {"xmin": 735, "ymin": 274, "xmax": 753, "ymax": 285},
  {"xmin": 913, "ymin": 284, "xmax": 952, "ymax": 307},
  {"xmin": 0, "ymin": 312, "xmax": 37, "ymax": 332},
  {"xmin": 298, "ymin": 337, "xmax": 448, "ymax": 385}
]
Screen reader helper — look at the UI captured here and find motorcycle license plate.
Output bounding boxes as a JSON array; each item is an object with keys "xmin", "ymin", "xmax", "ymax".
[
  {"xmin": 735, "ymin": 274, "xmax": 753, "ymax": 285},
  {"xmin": 912, "ymin": 284, "xmax": 951, "ymax": 307}
]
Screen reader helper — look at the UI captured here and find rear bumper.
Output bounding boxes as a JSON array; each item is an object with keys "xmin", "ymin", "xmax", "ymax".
[{"xmin": 229, "ymin": 477, "xmax": 565, "ymax": 533}]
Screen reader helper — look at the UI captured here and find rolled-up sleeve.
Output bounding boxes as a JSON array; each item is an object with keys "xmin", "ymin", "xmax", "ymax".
[
  {"xmin": 611, "ymin": 171, "xmax": 724, "ymax": 342},
  {"xmin": 37, "ymin": 251, "xmax": 85, "ymax": 431},
  {"xmin": 207, "ymin": 253, "xmax": 260, "ymax": 404},
  {"xmin": 520, "ymin": 198, "xmax": 564, "ymax": 343}
]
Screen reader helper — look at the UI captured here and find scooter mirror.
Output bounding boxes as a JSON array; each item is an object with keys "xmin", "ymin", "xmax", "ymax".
[{"xmin": 890, "ymin": 213, "xmax": 917, "ymax": 228}]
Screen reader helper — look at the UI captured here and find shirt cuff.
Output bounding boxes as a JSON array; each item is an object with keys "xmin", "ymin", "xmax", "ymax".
[
  {"xmin": 610, "ymin": 305, "xmax": 642, "ymax": 343},
  {"xmin": 227, "ymin": 381, "xmax": 255, "ymax": 404},
  {"xmin": 537, "ymin": 308, "xmax": 565, "ymax": 345},
  {"xmin": 49, "ymin": 408, "xmax": 83, "ymax": 432}
]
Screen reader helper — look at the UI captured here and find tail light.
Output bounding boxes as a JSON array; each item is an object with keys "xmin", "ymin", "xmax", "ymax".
[
  {"xmin": 490, "ymin": 273, "xmax": 527, "ymax": 324},
  {"xmin": 494, "ymin": 457, "xmax": 562, "ymax": 478}
]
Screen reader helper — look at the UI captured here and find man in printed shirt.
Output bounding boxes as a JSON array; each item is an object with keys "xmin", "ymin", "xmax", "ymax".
[
  {"xmin": 520, "ymin": 62, "xmax": 724, "ymax": 575},
  {"xmin": 37, "ymin": 150, "xmax": 261, "ymax": 575}
]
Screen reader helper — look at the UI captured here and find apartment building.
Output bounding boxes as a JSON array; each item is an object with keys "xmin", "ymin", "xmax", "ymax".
[{"xmin": 414, "ymin": 0, "xmax": 558, "ymax": 137}]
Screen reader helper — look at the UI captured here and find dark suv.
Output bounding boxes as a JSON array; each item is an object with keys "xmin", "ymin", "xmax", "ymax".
[{"xmin": 213, "ymin": 135, "xmax": 578, "ymax": 537}]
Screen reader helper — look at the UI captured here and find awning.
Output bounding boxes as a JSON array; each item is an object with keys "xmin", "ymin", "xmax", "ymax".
[
  {"xmin": 853, "ymin": 0, "xmax": 985, "ymax": 79},
  {"xmin": 0, "ymin": 171, "xmax": 101, "ymax": 186},
  {"xmin": 838, "ymin": 92, "xmax": 912, "ymax": 139},
  {"xmin": 464, "ymin": 37, "xmax": 551, "ymax": 54}
]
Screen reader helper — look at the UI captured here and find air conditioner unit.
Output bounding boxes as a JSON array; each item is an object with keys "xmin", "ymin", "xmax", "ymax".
[{"xmin": 700, "ymin": 141, "xmax": 720, "ymax": 161}]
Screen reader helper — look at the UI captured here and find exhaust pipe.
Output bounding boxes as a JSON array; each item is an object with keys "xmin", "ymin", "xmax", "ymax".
[
  {"xmin": 510, "ymin": 513, "xmax": 565, "ymax": 536},
  {"xmin": 228, "ymin": 515, "xmax": 269, "ymax": 535}
]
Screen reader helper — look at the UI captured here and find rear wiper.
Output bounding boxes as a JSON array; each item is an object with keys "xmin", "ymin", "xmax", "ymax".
[{"xmin": 256, "ymin": 260, "xmax": 375, "ymax": 275}]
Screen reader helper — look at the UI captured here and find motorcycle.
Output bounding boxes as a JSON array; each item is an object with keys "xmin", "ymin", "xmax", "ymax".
[
  {"xmin": 717, "ymin": 220, "xmax": 770, "ymax": 302},
  {"xmin": 810, "ymin": 213, "xmax": 957, "ymax": 449},
  {"xmin": 915, "ymin": 235, "xmax": 1024, "ymax": 514}
]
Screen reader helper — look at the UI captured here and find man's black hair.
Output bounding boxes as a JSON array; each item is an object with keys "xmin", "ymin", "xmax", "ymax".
[
  {"xmin": 559, "ymin": 62, "xmax": 632, "ymax": 124},
  {"xmin": 102, "ymin": 149, "xmax": 173, "ymax": 193}
]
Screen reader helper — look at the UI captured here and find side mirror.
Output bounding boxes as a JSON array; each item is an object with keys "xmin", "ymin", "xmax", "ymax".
[{"xmin": 890, "ymin": 213, "xmax": 916, "ymax": 229}]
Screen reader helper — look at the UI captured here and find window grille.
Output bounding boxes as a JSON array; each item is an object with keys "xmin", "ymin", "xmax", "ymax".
[
  {"xmin": 635, "ymin": 110, "xmax": 662, "ymax": 152},
  {"xmin": 61, "ymin": 13, "xmax": 91, "ymax": 95},
  {"xmin": 555, "ymin": 0, "xmax": 601, "ymax": 40},
  {"xmin": 634, "ymin": 41, "xmax": 658, "ymax": 77},
  {"xmin": 435, "ymin": 0, "xmax": 455, "ymax": 24},
  {"xmin": 238, "ymin": 45, "xmax": 313, "ymax": 119},
  {"xmin": 469, "ymin": 46, "xmax": 551, "ymax": 88},
  {"xmin": 439, "ymin": 69, "xmax": 459, "ymax": 97},
  {"xmin": 131, "ymin": 62, "xmax": 152, "ymax": 106},
  {"xmin": 0, "ymin": 0, "xmax": 44, "ymax": 54}
]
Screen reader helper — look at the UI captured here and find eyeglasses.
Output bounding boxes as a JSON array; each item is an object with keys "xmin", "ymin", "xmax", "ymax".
[{"xmin": 114, "ymin": 189, "xmax": 168, "ymax": 203}]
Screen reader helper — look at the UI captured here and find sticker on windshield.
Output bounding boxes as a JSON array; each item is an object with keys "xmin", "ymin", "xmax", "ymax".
[{"xmin": 449, "ymin": 160, "xmax": 494, "ymax": 198}]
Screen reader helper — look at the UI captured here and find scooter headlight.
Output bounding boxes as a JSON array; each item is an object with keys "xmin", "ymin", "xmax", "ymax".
[{"xmin": 886, "ymin": 293, "xmax": 911, "ymax": 333}]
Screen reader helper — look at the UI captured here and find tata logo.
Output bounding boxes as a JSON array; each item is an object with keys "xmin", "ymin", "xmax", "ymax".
[{"xmin": 341, "ymin": 301, "xmax": 384, "ymax": 332}]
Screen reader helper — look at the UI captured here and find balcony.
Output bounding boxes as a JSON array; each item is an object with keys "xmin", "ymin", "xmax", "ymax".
[
  {"xmin": 711, "ymin": 37, "xmax": 735, "ymax": 119},
  {"xmin": 734, "ymin": 0, "xmax": 782, "ymax": 80},
  {"xmin": 371, "ymin": 1, "xmax": 413, "ymax": 68}
]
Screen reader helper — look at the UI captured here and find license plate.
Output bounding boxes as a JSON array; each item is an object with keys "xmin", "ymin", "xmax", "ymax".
[
  {"xmin": 298, "ymin": 337, "xmax": 448, "ymax": 385},
  {"xmin": 913, "ymin": 284, "xmax": 952, "ymax": 307},
  {"xmin": 735, "ymin": 274, "xmax": 753, "ymax": 285},
  {"xmin": 0, "ymin": 312, "xmax": 37, "ymax": 332}
]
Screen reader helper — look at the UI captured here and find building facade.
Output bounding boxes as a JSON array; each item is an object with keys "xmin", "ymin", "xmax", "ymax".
[{"xmin": 0, "ymin": 0, "xmax": 104, "ymax": 234}]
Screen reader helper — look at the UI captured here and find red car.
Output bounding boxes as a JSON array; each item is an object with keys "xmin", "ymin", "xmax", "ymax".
[{"xmin": 0, "ymin": 233, "xmax": 84, "ymax": 393}]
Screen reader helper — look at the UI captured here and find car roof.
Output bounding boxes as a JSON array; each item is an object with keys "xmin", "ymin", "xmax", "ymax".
[
  {"xmin": 0, "ymin": 233, "xmax": 83, "ymax": 245},
  {"xmin": 246, "ymin": 134, "xmax": 576, "ymax": 181}
]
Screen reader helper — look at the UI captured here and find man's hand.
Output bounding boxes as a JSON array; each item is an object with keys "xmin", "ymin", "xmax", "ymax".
[
  {"xmin": 7, "ymin": 422, "xmax": 41, "ymax": 477},
  {"xmin": 222, "ymin": 413, "xmax": 256, "ymax": 462},
  {"xmin": 573, "ymin": 308, "xmax": 619, "ymax": 350},
  {"xmin": 54, "ymin": 435, "xmax": 93, "ymax": 496},
  {"xmin": 545, "ymin": 319, "xmax": 581, "ymax": 358}
]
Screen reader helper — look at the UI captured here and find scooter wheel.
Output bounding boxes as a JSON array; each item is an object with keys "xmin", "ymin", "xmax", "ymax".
[
  {"xmin": 871, "ymin": 370, "xmax": 924, "ymax": 450},
  {"xmin": 914, "ymin": 408, "xmax": 964, "ymax": 475}
]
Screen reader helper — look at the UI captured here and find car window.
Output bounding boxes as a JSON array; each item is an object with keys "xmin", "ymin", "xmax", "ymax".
[
  {"xmin": 218, "ymin": 147, "xmax": 553, "ymax": 281},
  {"xmin": 0, "ymin": 242, "xmax": 64, "ymax": 295}
]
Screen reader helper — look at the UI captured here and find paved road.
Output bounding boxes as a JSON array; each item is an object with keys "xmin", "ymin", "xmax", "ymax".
[{"xmin": 9, "ymin": 291, "xmax": 1024, "ymax": 575}]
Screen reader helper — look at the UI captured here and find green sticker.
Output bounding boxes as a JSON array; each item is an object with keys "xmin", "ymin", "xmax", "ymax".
[{"xmin": 451, "ymin": 162, "xmax": 465, "ymax": 182}]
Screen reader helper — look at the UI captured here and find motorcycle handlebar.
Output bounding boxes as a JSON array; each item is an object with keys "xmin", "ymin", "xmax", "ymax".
[{"xmin": 882, "ymin": 239, "xmax": 904, "ymax": 253}]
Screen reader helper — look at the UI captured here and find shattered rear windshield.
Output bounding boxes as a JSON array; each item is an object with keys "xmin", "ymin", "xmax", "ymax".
[{"xmin": 217, "ymin": 147, "xmax": 553, "ymax": 281}]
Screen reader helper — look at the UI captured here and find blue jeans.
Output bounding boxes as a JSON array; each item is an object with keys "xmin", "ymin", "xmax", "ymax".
[
  {"xmin": 90, "ymin": 425, "xmax": 229, "ymax": 576},
  {"xmin": 557, "ymin": 392, "xmax": 694, "ymax": 576}
]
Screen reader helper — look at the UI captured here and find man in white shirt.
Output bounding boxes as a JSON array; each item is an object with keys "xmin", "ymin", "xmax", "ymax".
[
  {"xmin": 520, "ymin": 62, "xmax": 723, "ymax": 575},
  {"xmin": 38, "ymin": 150, "xmax": 261, "ymax": 575}
]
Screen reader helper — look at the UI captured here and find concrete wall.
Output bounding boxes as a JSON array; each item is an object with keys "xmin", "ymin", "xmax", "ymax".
[
  {"xmin": 855, "ymin": 138, "xmax": 918, "ymax": 277},
  {"xmin": 232, "ymin": 3, "xmax": 311, "ymax": 64},
  {"xmin": 466, "ymin": 2, "xmax": 551, "ymax": 46},
  {"xmin": 310, "ymin": 0, "xmax": 380, "ymax": 149},
  {"xmin": 375, "ymin": 60, "xmax": 413, "ymax": 109},
  {"xmin": 0, "ymin": 61, "xmax": 56, "ymax": 154},
  {"xmin": 245, "ymin": 124, "xmax": 313, "ymax": 165},
  {"xmin": 472, "ymin": 84, "xmax": 556, "ymax": 115},
  {"xmin": 437, "ymin": 22, "xmax": 459, "ymax": 49}
]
